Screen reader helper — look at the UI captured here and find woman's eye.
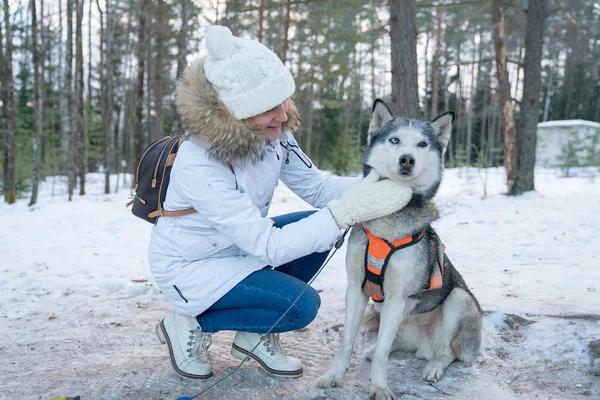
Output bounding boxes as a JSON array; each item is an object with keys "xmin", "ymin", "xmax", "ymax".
[
  {"xmin": 389, "ymin": 137, "xmax": 399, "ymax": 144},
  {"xmin": 418, "ymin": 141, "xmax": 428, "ymax": 148}
]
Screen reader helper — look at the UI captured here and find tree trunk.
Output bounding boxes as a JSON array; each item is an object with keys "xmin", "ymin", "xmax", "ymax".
[
  {"xmin": 492, "ymin": 0, "xmax": 517, "ymax": 193},
  {"xmin": 305, "ymin": 33, "xmax": 318, "ymax": 157},
  {"xmin": 466, "ymin": 33, "xmax": 477, "ymax": 165},
  {"xmin": 468, "ymin": 31, "xmax": 483, "ymax": 166},
  {"xmin": 2, "ymin": 0, "xmax": 16, "ymax": 203},
  {"xmin": 69, "ymin": 0, "xmax": 78, "ymax": 197},
  {"xmin": 370, "ymin": 41, "xmax": 376, "ymax": 102},
  {"xmin": 306, "ymin": 73, "xmax": 315, "ymax": 157},
  {"xmin": 176, "ymin": 0, "xmax": 188, "ymax": 78},
  {"xmin": 99, "ymin": 0, "xmax": 114, "ymax": 194},
  {"xmin": 134, "ymin": 0, "xmax": 148, "ymax": 176},
  {"xmin": 455, "ymin": 45, "xmax": 464, "ymax": 156},
  {"xmin": 444, "ymin": 89, "xmax": 454, "ymax": 167},
  {"xmin": 174, "ymin": 0, "xmax": 187, "ymax": 135},
  {"xmin": 258, "ymin": 0, "xmax": 264, "ymax": 42},
  {"xmin": 480, "ymin": 84, "xmax": 489, "ymax": 166},
  {"xmin": 64, "ymin": 0, "xmax": 75, "ymax": 199},
  {"xmin": 389, "ymin": 0, "xmax": 419, "ymax": 118},
  {"xmin": 113, "ymin": 10, "xmax": 133, "ymax": 190},
  {"xmin": 513, "ymin": 0, "xmax": 547, "ymax": 194},
  {"xmin": 58, "ymin": 0, "xmax": 69, "ymax": 178},
  {"xmin": 76, "ymin": 0, "xmax": 85, "ymax": 195},
  {"xmin": 145, "ymin": 29, "xmax": 153, "ymax": 144},
  {"xmin": 356, "ymin": 49, "xmax": 364, "ymax": 154},
  {"xmin": 85, "ymin": 0, "xmax": 91, "ymax": 184},
  {"xmin": 154, "ymin": 0, "xmax": 165, "ymax": 140},
  {"xmin": 542, "ymin": 51, "xmax": 557, "ymax": 122},
  {"xmin": 490, "ymin": 98, "xmax": 499, "ymax": 167},
  {"xmin": 0, "ymin": 0, "xmax": 5, "ymax": 195},
  {"xmin": 30, "ymin": 0, "xmax": 42, "ymax": 206},
  {"xmin": 281, "ymin": 0, "xmax": 291, "ymax": 64},
  {"xmin": 62, "ymin": 0, "xmax": 75, "ymax": 199},
  {"xmin": 423, "ymin": 27, "xmax": 430, "ymax": 120},
  {"xmin": 341, "ymin": 49, "xmax": 357, "ymax": 172},
  {"xmin": 431, "ymin": 6, "xmax": 444, "ymax": 119},
  {"xmin": 39, "ymin": 0, "xmax": 47, "ymax": 166}
]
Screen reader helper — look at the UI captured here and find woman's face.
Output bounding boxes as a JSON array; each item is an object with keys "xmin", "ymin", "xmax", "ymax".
[{"xmin": 248, "ymin": 101, "xmax": 288, "ymax": 142}]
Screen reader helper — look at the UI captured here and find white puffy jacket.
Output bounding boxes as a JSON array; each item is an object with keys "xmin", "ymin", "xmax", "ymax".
[{"xmin": 148, "ymin": 59, "xmax": 357, "ymax": 316}]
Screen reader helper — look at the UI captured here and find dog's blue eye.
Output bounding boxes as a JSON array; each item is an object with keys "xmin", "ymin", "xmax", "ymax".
[
  {"xmin": 418, "ymin": 141, "xmax": 428, "ymax": 148},
  {"xmin": 389, "ymin": 137, "xmax": 399, "ymax": 144}
]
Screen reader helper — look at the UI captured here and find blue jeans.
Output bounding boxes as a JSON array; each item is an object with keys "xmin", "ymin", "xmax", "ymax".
[{"xmin": 197, "ymin": 211, "xmax": 331, "ymax": 334}]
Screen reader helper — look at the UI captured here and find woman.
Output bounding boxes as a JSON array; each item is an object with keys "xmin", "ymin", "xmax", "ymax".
[{"xmin": 150, "ymin": 25, "xmax": 413, "ymax": 379}]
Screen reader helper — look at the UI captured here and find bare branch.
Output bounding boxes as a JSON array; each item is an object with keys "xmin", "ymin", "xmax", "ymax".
[
  {"xmin": 552, "ymin": 0, "xmax": 591, "ymax": 38},
  {"xmin": 507, "ymin": 4, "xmax": 526, "ymax": 14},
  {"xmin": 443, "ymin": 57, "xmax": 522, "ymax": 67},
  {"xmin": 234, "ymin": 0, "xmax": 315, "ymax": 13},
  {"xmin": 416, "ymin": 1, "xmax": 486, "ymax": 7}
]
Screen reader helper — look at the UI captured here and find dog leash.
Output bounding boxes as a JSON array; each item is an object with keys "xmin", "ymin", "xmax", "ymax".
[{"xmin": 179, "ymin": 228, "xmax": 352, "ymax": 400}]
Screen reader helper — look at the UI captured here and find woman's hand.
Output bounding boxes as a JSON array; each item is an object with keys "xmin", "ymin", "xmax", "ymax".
[{"xmin": 327, "ymin": 170, "xmax": 413, "ymax": 229}]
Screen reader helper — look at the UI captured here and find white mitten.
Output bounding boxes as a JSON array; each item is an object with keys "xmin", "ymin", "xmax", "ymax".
[{"xmin": 327, "ymin": 171, "xmax": 413, "ymax": 229}]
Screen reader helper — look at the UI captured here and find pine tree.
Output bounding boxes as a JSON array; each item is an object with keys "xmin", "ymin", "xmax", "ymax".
[
  {"xmin": 492, "ymin": 0, "xmax": 517, "ymax": 193},
  {"xmin": 512, "ymin": 0, "xmax": 547, "ymax": 194},
  {"xmin": 30, "ymin": 0, "xmax": 42, "ymax": 206},
  {"xmin": 389, "ymin": 0, "xmax": 420, "ymax": 118},
  {"xmin": 3, "ymin": 0, "xmax": 17, "ymax": 204}
]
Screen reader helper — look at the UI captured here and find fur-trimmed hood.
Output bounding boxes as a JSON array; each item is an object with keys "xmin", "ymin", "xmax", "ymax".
[{"xmin": 175, "ymin": 58, "xmax": 301, "ymax": 163}]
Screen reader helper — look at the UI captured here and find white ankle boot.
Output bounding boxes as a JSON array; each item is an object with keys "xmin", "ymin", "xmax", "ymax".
[
  {"xmin": 230, "ymin": 332, "xmax": 303, "ymax": 377},
  {"xmin": 156, "ymin": 312, "xmax": 213, "ymax": 379}
]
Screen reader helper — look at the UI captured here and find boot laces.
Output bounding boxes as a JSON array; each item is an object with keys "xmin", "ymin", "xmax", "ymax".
[
  {"xmin": 187, "ymin": 327, "xmax": 212, "ymax": 363},
  {"xmin": 262, "ymin": 333, "xmax": 285, "ymax": 357}
]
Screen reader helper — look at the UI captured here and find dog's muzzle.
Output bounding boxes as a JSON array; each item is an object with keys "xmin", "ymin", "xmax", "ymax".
[{"xmin": 399, "ymin": 154, "xmax": 415, "ymax": 175}]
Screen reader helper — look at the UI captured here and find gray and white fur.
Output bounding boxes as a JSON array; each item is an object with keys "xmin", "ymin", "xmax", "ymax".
[{"xmin": 317, "ymin": 100, "xmax": 482, "ymax": 400}]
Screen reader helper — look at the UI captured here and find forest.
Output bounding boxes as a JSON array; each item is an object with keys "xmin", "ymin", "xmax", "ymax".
[{"xmin": 1, "ymin": 0, "xmax": 598, "ymax": 205}]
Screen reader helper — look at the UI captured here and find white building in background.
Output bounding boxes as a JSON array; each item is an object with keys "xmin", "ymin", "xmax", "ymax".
[{"xmin": 536, "ymin": 120, "xmax": 600, "ymax": 167}]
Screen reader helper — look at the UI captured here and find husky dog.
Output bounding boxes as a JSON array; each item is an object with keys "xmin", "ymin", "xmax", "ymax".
[{"xmin": 317, "ymin": 100, "xmax": 482, "ymax": 399}]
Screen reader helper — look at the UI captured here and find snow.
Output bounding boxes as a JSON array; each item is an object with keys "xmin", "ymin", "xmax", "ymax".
[
  {"xmin": 1, "ymin": 168, "xmax": 599, "ymax": 400},
  {"xmin": 537, "ymin": 119, "xmax": 600, "ymax": 129}
]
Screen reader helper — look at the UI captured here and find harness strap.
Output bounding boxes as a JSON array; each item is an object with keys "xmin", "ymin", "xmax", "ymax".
[{"xmin": 362, "ymin": 229, "xmax": 426, "ymax": 302}]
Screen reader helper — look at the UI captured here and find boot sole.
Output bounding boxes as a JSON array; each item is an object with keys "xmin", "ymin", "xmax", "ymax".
[
  {"xmin": 230, "ymin": 343, "xmax": 303, "ymax": 378},
  {"xmin": 156, "ymin": 320, "xmax": 213, "ymax": 380}
]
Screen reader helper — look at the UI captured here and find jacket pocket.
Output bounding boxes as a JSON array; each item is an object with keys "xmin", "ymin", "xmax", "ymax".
[{"xmin": 176, "ymin": 233, "xmax": 232, "ymax": 261}]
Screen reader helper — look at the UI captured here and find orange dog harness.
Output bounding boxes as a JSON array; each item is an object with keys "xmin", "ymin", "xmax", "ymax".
[{"xmin": 362, "ymin": 227, "xmax": 444, "ymax": 302}]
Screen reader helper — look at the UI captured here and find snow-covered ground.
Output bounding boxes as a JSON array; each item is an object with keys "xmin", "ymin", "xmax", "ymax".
[{"xmin": 1, "ymin": 168, "xmax": 599, "ymax": 400}]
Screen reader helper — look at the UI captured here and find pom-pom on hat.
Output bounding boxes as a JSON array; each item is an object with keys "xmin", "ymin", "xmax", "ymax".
[{"xmin": 203, "ymin": 25, "xmax": 296, "ymax": 120}]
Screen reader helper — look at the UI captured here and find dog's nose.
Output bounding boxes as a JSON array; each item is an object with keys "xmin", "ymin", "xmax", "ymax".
[{"xmin": 400, "ymin": 154, "xmax": 415, "ymax": 168}]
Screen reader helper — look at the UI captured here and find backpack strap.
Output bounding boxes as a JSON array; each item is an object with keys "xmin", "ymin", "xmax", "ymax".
[{"xmin": 148, "ymin": 208, "xmax": 196, "ymax": 218}]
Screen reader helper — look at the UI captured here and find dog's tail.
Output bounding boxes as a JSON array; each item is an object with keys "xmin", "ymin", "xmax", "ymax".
[{"xmin": 362, "ymin": 304, "xmax": 381, "ymax": 332}]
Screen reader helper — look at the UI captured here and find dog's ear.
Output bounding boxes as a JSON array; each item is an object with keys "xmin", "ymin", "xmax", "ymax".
[
  {"xmin": 430, "ymin": 111, "xmax": 455, "ymax": 149},
  {"xmin": 368, "ymin": 99, "xmax": 394, "ymax": 135}
]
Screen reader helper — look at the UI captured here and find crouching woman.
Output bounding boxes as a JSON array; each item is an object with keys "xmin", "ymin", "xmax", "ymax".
[{"xmin": 149, "ymin": 25, "xmax": 413, "ymax": 379}]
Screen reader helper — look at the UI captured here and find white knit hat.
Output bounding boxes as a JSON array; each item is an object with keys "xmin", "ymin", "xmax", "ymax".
[{"xmin": 203, "ymin": 25, "xmax": 296, "ymax": 120}]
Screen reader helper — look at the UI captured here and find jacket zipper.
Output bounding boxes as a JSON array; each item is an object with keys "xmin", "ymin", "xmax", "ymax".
[{"xmin": 281, "ymin": 141, "xmax": 313, "ymax": 168}]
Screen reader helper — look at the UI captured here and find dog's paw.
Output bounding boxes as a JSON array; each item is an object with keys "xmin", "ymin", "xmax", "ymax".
[
  {"xmin": 369, "ymin": 384, "xmax": 396, "ymax": 400},
  {"xmin": 363, "ymin": 344, "xmax": 376, "ymax": 361},
  {"xmin": 316, "ymin": 371, "xmax": 345, "ymax": 388},
  {"xmin": 422, "ymin": 359, "xmax": 446, "ymax": 382}
]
